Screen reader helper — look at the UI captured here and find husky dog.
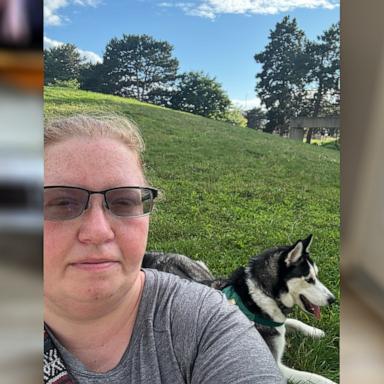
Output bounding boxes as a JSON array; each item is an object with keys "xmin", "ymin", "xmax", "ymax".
[{"xmin": 143, "ymin": 235, "xmax": 337, "ymax": 384}]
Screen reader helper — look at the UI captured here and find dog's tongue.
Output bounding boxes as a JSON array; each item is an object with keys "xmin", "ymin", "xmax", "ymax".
[{"xmin": 313, "ymin": 305, "xmax": 321, "ymax": 320}]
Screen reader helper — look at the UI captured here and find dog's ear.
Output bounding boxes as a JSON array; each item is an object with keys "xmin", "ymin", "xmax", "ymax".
[
  {"xmin": 302, "ymin": 234, "xmax": 313, "ymax": 253},
  {"xmin": 285, "ymin": 241, "xmax": 303, "ymax": 266}
]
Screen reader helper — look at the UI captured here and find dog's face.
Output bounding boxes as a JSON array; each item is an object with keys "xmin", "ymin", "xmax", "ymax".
[{"xmin": 278, "ymin": 235, "xmax": 335, "ymax": 319}]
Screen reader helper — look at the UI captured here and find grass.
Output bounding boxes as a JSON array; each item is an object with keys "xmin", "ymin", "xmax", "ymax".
[{"xmin": 45, "ymin": 86, "xmax": 340, "ymax": 383}]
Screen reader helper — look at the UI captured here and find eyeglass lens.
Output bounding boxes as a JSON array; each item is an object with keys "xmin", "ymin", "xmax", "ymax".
[{"xmin": 44, "ymin": 187, "xmax": 155, "ymax": 220}]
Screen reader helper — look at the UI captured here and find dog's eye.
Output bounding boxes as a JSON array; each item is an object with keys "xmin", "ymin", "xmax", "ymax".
[{"xmin": 306, "ymin": 277, "xmax": 315, "ymax": 284}]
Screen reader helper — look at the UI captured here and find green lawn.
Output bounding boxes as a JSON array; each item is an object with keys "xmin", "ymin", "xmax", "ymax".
[{"xmin": 45, "ymin": 86, "xmax": 340, "ymax": 383}]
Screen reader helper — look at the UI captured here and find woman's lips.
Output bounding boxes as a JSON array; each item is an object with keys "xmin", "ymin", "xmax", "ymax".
[{"xmin": 70, "ymin": 260, "xmax": 119, "ymax": 271}]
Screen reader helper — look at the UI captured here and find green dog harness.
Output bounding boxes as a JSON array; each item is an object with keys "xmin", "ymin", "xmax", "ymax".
[{"xmin": 222, "ymin": 285, "xmax": 285, "ymax": 328}]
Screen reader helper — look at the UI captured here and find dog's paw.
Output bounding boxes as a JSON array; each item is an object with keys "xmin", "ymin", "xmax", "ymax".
[{"xmin": 309, "ymin": 327, "xmax": 325, "ymax": 338}]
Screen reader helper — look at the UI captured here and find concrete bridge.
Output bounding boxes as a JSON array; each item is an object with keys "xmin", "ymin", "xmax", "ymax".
[{"xmin": 289, "ymin": 116, "xmax": 340, "ymax": 141}]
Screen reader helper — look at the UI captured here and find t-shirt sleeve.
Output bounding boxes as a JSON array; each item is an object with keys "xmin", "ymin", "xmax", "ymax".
[{"xmin": 171, "ymin": 281, "xmax": 285, "ymax": 384}]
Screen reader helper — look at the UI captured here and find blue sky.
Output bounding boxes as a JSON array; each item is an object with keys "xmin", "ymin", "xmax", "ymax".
[{"xmin": 44, "ymin": 0, "xmax": 339, "ymax": 109}]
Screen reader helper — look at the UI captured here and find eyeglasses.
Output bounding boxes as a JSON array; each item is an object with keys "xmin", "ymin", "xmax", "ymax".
[{"xmin": 44, "ymin": 186, "xmax": 158, "ymax": 221}]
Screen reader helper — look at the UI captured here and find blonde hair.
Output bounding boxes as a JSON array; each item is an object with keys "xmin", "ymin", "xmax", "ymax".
[
  {"xmin": 44, "ymin": 114, "xmax": 145, "ymax": 155},
  {"xmin": 45, "ymin": 114, "xmax": 147, "ymax": 181}
]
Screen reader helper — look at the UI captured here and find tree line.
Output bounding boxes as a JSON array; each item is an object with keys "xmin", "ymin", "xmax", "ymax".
[
  {"xmin": 252, "ymin": 16, "xmax": 339, "ymax": 139},
  {"xmin": 44, "ymin": 35, "xmax": 243, "ymax": 125},
  {"xmin": 45, "ymin": 16, "xmax": 339, "ymax": 139}
]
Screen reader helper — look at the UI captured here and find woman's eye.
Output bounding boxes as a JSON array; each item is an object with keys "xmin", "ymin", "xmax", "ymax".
[
  {"xmin": 110, "ymin": 197, "xmax": 141, "ymax": 207},
  {"xmin": 112, "ymin": 199, "xmax": 135, "ymax": 206},
  {"xmin": 47, "ymin": 198, "xmax": 80, "ymax": 208}
]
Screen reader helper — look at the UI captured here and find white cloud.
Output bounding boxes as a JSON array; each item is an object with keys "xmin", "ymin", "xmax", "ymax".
[
  {"xmin": 232, "ymin": 97, "xmax": 264, "ymax": 111},
  {"xmin": 44, "ymin": 36, "xmax": 62, "ymax": 49},
  {"xmin": 44, "ymin": 36, "xmax": 102, "ymax": 64},
  {"xmin": 78, "ymin": 48, "xmax": 103, "ymax": 64},
  {"xmin": 44, "ymin": 0, "xmax": 68, "ymax": 26},
  {"xmin": 44, "ymin": 0, "xmax": 101, "ymax": 26},
  {"xmin": 160, "ymin": 0, "xmax": 339, "ymax": 19}
]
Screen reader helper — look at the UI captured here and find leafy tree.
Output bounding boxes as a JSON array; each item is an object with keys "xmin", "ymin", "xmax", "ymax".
[
  {"xmin": 50, "ymin": 79, "xmax": 80, "ymax": 89},
  {"xmin": 79, "ymin": 62, "xmax": 109, "ymax": 93},
  {"xmin": 245, "ymin": 107, "xmax": 267, "ymax": 130},
  {"xmin": 304, "ymin": 22, "xmax": 340, "ymax": 143},
  {"xmin": 101, "ymin": 34, "xmax": 179, "ymax": 105},
  {"xmin": 218, "ymin": 106, "xmax": 247, "ymax": 127},
  {"xmin": 170, "ymin": 71, "xmax": 231, "ymax": 119},
  {"xmin": 254, "ymin": 16, "xmax": 307, "ymax": 135},
  {"xmin": 44, "ymin": 44, "xmax": 82, "ymax": 85}
]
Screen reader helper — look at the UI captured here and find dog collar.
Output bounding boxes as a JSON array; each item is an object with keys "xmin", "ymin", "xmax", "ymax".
[{"xmin": 222, "ymin": 286, "xmax": 285, "ymax": 328}]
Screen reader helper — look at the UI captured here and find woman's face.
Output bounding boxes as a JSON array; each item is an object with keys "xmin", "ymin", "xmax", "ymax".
[{"xmin": 44, "ymin": 136, "xmax": 149, "ymax": 315}]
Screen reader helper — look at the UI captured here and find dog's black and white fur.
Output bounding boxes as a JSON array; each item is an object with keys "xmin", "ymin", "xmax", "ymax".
[{"xmin": 142, "ymin": 235, "xmax": 337, "ymax": 384}]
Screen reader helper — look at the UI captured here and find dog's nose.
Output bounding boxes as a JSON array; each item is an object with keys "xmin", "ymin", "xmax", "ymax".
[{"xmin": 327, "ymin": 296, "xmax": 336, "ymax": 305}]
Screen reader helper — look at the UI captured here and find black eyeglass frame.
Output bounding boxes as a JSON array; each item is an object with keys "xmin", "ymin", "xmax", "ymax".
[{"xmin": 44, "ymin": 185, "xmax": 159, "ymax": 220}]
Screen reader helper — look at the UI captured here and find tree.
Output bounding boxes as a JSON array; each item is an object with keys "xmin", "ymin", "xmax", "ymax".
[
  {"xmin": 254, "ymin": 16, "xmax": 307, "ymax": 135},
  {"xmin": 221, "ymin": 107, "xmax": 247, "ymax": 127},
  {"xmin": 170, "ymin": 71, "xmax": 231, "ymax": 119},
  {"xmin": 217, "ymin": 106, "xmax": 247, "ymax": 127},
  {"xmin": 304, "ymin": 22, "xmax": 340, "ymax": 143},
  {"xmin": 44, "ymin": 44, "xmax": 82, "ymax": 85},
  {"xmin": 245, "ymin": 107, "xmax": 267, "ymax": 130},
  {"xmin": 101, "ymin": 34, "xmax": 179, "ymax": 105},
  {"xmin": 79, "ymin": 62, "xmax": 109, "ymax": 93}
]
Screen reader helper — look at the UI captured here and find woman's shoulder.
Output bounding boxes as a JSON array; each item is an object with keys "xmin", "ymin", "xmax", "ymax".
[
  {"xmin": 139, "ymin": 269, "xmax": 283, "ymax": 384},
  {"xmin": 142, "ymin": 268, "xmax": 222, "ymax": 310},
  {"xmin": 141, "ymin": 268, "xmax": 246, "ymax": 330}
]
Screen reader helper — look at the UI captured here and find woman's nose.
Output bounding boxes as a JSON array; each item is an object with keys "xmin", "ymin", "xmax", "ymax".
[{"xmin": 77, "ymin": 196, "xmax": 115, "ymax": 245}]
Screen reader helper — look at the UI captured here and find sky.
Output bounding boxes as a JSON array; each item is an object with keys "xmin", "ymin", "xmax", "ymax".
[{"xmin": 44, "ymin": 0, "xmax": 340, "ymax": 110}]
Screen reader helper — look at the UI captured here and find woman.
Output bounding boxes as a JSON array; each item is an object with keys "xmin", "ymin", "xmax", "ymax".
[{"xmin": 43, "ymin": 115, "xmax": 284, "ymax": 384}]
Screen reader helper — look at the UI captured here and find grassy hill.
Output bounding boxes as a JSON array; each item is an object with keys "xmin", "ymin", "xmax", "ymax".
[{"xmin": 45, "ymin": 86, "xmax": 340, "ymax": 383}]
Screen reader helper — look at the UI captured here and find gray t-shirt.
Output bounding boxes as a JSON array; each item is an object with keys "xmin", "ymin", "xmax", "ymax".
[{"xmin": 51, "ymin": 269, "xmax": 284, "ymax": 383}]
